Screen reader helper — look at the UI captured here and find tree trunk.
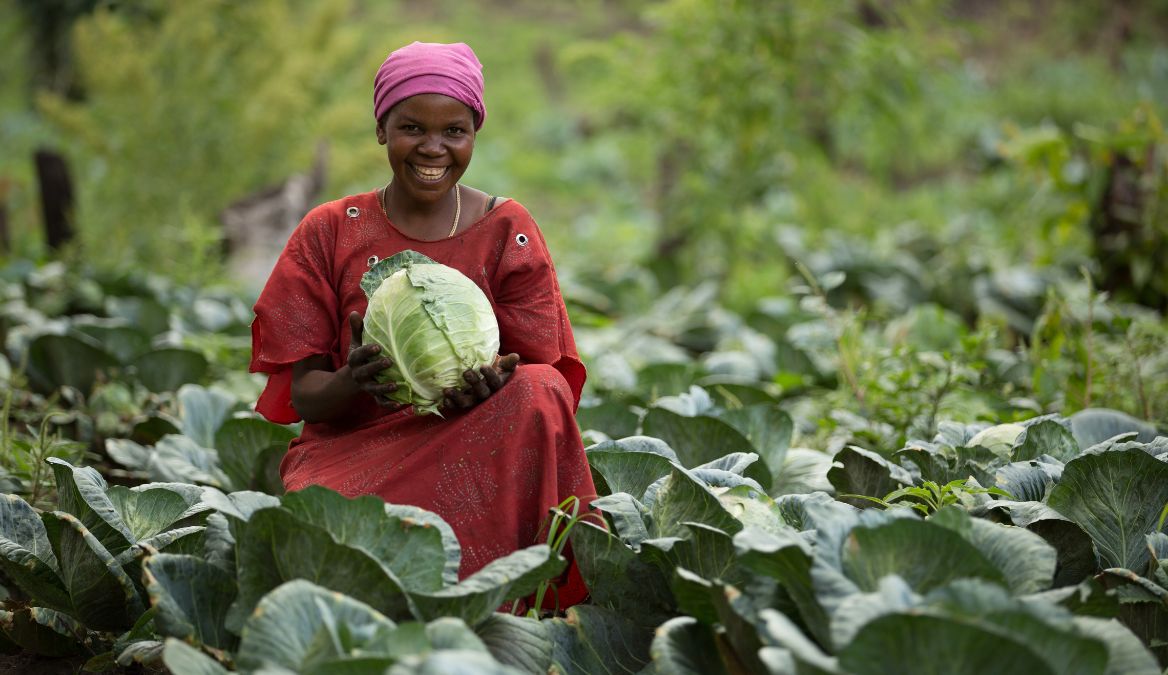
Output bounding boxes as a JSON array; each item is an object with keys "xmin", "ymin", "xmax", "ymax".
[{"xmin": 34, "ymin": 149, "xmax": 75, "ymax": 250}]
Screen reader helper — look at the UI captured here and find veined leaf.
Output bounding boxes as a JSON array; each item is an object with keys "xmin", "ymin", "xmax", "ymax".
[
  {"xmin": 0, "ymin": 607, "xmax": 87, "ymax": 657},
  {"xmin": 828, "ymin": 446, "xmax": 913, "ymax": 508},
  {"xmin": 144, "ymin": 554, "xmax": 238, "ymax": 650},
  {"xmin": 47, "ymin": 458, "xmax": 134, "ymax": 557},
  {"xmin": 281, "ymin": 486, "xmax": 449, "ymax": 593},
  {"xmin": 1048, "ymin": 448, "xmax": 1168, "ymax": 570},
  {"xmin": 585, "ymin": 436, "xmax": 677, "ymax": 501},
  {"xmin": 642, "ymin": 407, "xmax": 756, "ymax": 469},
  {"xmin": 178, "ymin": 384, "xmax": 235, "ymax": 449},
  {"xmin": 44, "ymin": 510, "xmax": 145, "ymax": 631},
  {"xmin": 840, "ymin": 613, "xmax": 1057, "ymax": 675},
  {"xmin": 213, "ymin": 417, "xmax": 296, "ymax": 491},
  {"xmin": 236, "ymin": 580, "xmax": 398, "ymax": 673},
  {"xmin": 475, "ymin": 613, "xmax": 554, "ymax": 674},
  {"xmin": 0, "ymin": 494, "xmax": 70, "ymax": 613},
  {"xmin": 410, "ymin": 545, "xmax": 565, "ymax": 626},
  {"xmin": 650, "ymin": 616, "xmax": 730, "ymax": 675},
  {"xmin": 650, "ymin": 468, "xmax": 742, "ymax": 539},
  {"xmin": 226, "ymin": 507, "xmax": 414, "ymax": 631},
  {"xmin": 839, "ymin": 517, "xmax": 1007, "ymax": 594},
  {"xmin": 569, "ymin": 521, "xmax": 674, "ymax": 628},
  {"xmin": 545, "ymin": 605, "xmax": 651, "ymax": 675}
]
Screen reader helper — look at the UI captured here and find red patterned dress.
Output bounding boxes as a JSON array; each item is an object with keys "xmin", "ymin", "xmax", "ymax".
[{"xmin": 250, "ymin": 191, "xmax": 595, "ymax": 603}]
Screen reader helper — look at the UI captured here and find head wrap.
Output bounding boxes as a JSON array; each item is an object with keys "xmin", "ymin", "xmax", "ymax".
[{"xmin": 373, "ymin": 41, "xmax": 486, "ymax": 130}]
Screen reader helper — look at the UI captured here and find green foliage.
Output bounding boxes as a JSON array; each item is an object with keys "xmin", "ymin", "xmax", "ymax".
[{"xmin": 35, "ymin": 0, "xmax": 371, "ymax": 283}]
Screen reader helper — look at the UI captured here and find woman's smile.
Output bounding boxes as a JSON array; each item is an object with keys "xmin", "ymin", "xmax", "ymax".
[{"xmin": 410, "ymin": 164, "xmax": 450, "ymax": 182}]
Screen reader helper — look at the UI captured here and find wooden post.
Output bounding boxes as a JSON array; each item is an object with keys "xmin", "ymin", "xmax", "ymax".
[
  {"xmin": 0, "ymin": 177, "xmax": 11, "ymax": 254},
  {"xmin": 34, "ymin": 148, "xmax": 75, "ymax": 250}
]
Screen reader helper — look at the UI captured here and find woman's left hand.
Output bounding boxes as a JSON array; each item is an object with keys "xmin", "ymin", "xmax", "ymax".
[{"xmin": 442, "ymin": 353, "xmax": 520, "ymax": 410}]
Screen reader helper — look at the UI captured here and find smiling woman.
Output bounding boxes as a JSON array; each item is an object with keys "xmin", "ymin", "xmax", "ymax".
[{"xmin": 249, "ymin": 41, "xmax": 596, "ymax": 608}]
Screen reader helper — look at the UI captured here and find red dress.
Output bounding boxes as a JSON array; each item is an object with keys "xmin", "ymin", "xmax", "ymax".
[{"xmin": 250, "ymin": 191, "xmax": 596, "ymax": 603}]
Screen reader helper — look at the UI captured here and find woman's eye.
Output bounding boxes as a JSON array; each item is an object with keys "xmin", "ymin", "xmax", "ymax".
[{"xmin": 447, "ymin": 127, "xmax": 465, "ymax": 136}]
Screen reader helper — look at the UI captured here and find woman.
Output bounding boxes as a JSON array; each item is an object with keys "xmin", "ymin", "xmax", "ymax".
[{"xmin": 249, "ymin": 41, "xmax": 595, "ymax": 606}]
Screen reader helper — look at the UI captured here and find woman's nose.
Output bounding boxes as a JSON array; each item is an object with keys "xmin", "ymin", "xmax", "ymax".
[{"xmin": 418, "ymin": 134, "xmax": 444, "ymax": 155}]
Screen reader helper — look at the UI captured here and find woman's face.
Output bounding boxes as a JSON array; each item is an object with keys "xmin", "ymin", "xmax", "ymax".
[{"xmin": 377, "ymin": 94, "xmax": 476, "ymax": 205}]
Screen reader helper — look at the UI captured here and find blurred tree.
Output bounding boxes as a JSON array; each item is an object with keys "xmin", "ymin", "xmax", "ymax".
[
  {"xmin": 14, "ymin": 0, "xmax": 102, "ymax": 97},
  {"xmin": 35, "ymin": 0, "xmax": 374, "ymax": 282},
  {"xmin": 567, "ymin": 0, "xmax": 944, "ymax": 308}
]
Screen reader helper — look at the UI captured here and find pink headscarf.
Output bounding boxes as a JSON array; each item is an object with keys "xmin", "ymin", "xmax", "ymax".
[{"xmin": 373, "ymin": 42, "xmax": 486, "ymax": 130}]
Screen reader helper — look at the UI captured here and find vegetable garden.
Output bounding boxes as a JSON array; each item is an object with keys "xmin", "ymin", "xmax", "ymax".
[{"xmin": 0, "ymin": 250, "xmax": 1165, "ymax": 674}]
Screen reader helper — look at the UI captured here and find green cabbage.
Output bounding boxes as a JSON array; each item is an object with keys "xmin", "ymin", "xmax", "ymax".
[
  {"xmin": 966, "ymin": 423, "xmax": 1026, "ymax": 457},
  {"xmin": 361, "ymin": 251, "xmax": 499, "ymax": 415}
]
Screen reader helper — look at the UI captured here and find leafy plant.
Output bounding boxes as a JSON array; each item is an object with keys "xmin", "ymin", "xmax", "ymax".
[{"xmin": 844, "ymin": 479, "xmax": 1012, "ymax": 516}]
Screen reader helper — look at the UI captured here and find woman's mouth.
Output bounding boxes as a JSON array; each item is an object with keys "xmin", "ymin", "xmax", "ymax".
[{"xmin": 411, "ymin": 164, "xmax": 449, "ymax": 182}]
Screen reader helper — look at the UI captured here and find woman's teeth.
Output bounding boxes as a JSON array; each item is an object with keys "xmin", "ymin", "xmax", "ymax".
[{"xmin": 412, "ymin": 165, "xmax": 448, "ymax": 182}]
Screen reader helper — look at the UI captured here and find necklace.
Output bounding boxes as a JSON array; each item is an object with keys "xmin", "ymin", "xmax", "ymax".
[{"xmin": 379, "ymin": 182, "xmax": 462, "ymax": 238}]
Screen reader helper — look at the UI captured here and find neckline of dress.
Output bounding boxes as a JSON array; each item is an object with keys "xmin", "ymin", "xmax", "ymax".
[{"xmin": 371, "ymin": 189, "xmax": 510, "ymax": 243}]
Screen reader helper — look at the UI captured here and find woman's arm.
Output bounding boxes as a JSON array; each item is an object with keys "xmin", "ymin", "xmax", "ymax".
[{"xmin": 290, "ymin": 312, "xmax": 401, "ymax": 423}]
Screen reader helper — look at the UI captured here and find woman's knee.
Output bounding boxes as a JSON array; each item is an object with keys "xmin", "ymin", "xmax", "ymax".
[{"xmin": 500, "ymin": 363, "xmax": 572, "ymax": 406}]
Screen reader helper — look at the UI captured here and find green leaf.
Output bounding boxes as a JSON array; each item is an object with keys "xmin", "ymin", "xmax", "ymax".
[
  {"xmin": 649, "ymin": 468, "xmax": 742, "ymax": 539},
  {"xmin": 734, "ymin": 527, "xmax": 830, "ymax": 648},
  {"xmin": 931, "ymin": 507, "xmax": 1057, "ymax": 594},
  {"xmin": 131, "ymin": 348, "xmax": 209, "ymax": 393},
  {"xmin": 25, "ymin": 333, "xmax": 120, "ymax": 395},
  {"xmin": 588, "ymin": 493, "xmax": 651, "ymax": 548},
  {"xmin": 569, "ymin": 521, "xmax": 674, "ymax": 628},
  {"xmin": 650, "ymin": 616, "xmax": 729, "ymax": 675},
  {"xmin": 227, "ymin": 507, "xmax": 413, "ymax": 631},
  {"xmin": 642, "ymin": 407, "xmax": 756, "ymax": 469},
  {"xmin": 545, "ymin": 605, "xmax": 652, "ymax": 675},
  {"xmin": 47, "ymin": 457, "xmax": 135, "ymax": 557},
  {"xmin": 0, "ymin": 607, "xmax": 86, "ymax": 657},
  {"xmin": 585, "ymin": 436, "xmax": 678, "ymax": 501},
  {"xmin": 985, "ymin": 501, "xmax": 1098, "ymax": 587},
  {"xmin": 361, "ymin": 249, "xmax": 438, "ymax": 298},
  {"xmin": 0, "ymin": 494, "xmax": 71, "ymax": 613},
  {"xmin": 178, "ymin": 384, "xmax": 235, "ymax": 449},
  {"xmin": 828, "ymin": 446, "xmax": 913, "ymax": 508},
  {"xmin": 475, "ymin": 613, "xmax": 553, "ymax": 674},
  {"xmin": 71, "ymin": 322, "xmax": 151, "ymax": 364},
  {"xmin": 1048, "ymin": 448, "xmax": 1168, "ymax": 570},
  {"xmin": 281, "ymin": 486, "xmax": 449, "ymax": 593},
  {"xmin": 840, "ymin": 518, "xmax": 1007, "ymax": 594},
  {"xmin": 383, "ymin": 503, "xmax": 462, "ymax": 586},
  {"xmin": 756, "ymin": 608, "xmax": 840, "ymax": 674},
  {"xmin": 575, "ymin": 400, "xmax": 639, "ymax": 439},
  {"xmin": 44, "ymin": 510, "xmax": 146, "ymax": 631},
  {"xmin": 717, "ymin": 403, "xmax": 793, "ymax": 485},
  {"xmin": 162, "ymin": 638, "xmax": 231, "ymax": 675},
  {"xmin": 411, "ymin": 545, "xmax": 566, "ymax": 626},
  {"xmin": 106, "ymin": 484, "xmax": 206, "ymax": 541},
  {"xmin": 1069, "ymin": 408, "xmax": 1160, "ymax": 448},
  {"xmin": 772, "ymin": 448, "xmax": 834, "ymax": 496},
  {"xmin": 840, "ymin": 613, "xmax": 1057, "ymax": 675},
  {"xmin": 1014, "ymin": 420, "xmax": 1080, "ymax": 462},
  {"xmin": 213, "ymin": 417, "xmax": 296, "ymax": 491},
  {"xmin": 1072, "ymin": 617, "xmax": 1162, "ymax": 675},
  {"xmin": 143, "ymin": 554, "xmax": 238, "ymax": 650},
  {"xmin": 236, "ymin": 580, "xmax": 398, "ymax": 673}
]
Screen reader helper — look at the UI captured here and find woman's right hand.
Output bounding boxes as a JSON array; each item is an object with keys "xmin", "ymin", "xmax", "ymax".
[{"xmin": 347, "ymin": 311, "xmax": 405, "ymax": 410}]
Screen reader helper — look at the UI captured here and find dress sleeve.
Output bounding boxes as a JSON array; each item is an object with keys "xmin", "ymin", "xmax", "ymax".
[
  {"xmin": 249, "ymin": 207, "xmax": 340, "ymax": 423},
  {"xmin": 493, "ymin": 213, "xmax": 587, "ymax": 410}
]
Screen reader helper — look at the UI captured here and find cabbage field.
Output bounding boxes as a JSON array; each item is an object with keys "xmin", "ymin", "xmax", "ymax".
[{"xmin": 0, "ymin": 255, "xmax": 1165, "ymax": 675}]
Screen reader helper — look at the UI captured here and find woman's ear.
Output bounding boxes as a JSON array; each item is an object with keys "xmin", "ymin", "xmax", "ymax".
[{"xmin": 375, "ymin": 118, "xmax": 387, "ymax": 145}]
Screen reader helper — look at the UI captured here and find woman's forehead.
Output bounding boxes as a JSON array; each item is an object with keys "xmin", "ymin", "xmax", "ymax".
[{"xmin": 390, "ymin": 94, "xmax": 475, "ymax": 122}]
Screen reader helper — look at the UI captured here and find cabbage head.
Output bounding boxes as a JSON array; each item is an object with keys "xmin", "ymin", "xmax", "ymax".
[
  {"xmin": 361, "ymin": 250, "xmax": 499, "ymax": 415},
  {"xmin": 966, "ymin": 423, "xmax": 1026, "ymax": 457}
]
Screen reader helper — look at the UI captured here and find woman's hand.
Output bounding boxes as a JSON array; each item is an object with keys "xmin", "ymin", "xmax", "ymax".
[
  {"xmin": 442, "ymin": 353, "xmax": 520, "ymax": 411},
  {"xmin": 347, "ymin": 311, "xmax": 406, "ymax": 411}
]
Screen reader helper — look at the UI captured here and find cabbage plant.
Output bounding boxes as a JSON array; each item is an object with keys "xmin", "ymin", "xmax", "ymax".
[{"xmin": 360, "ymin": 250, "xmax": 500, "ymax": 415}]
